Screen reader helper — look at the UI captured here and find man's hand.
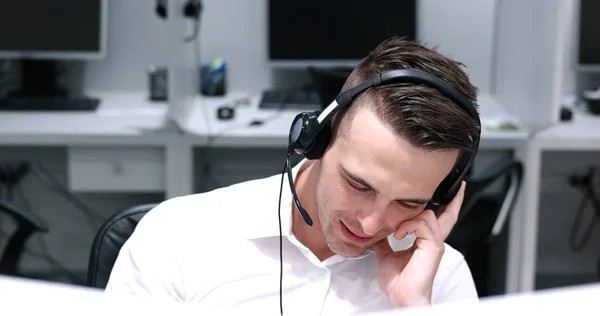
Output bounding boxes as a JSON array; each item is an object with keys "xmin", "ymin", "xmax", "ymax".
[{"xmin": 372, "ymin": 181, "xmax": 466, "ymax": 308}]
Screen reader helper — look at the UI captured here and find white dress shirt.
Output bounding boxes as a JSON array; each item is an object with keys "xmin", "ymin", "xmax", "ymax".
[{"xmin": 105, "ymin": 161, "xmax": 478, "ymax": 315}]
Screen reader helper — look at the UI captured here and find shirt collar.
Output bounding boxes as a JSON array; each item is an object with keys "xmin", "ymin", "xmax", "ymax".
[
  {"xmin": 240, "ymin": 159, "xmax": 377, "ymax": 262},
  {"xmin": 240, "ymin": 159, "xmax": 303, "ymax": 241}
]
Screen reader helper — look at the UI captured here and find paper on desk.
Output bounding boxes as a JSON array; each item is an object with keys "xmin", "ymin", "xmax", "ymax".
[
  {"xmin": 483, "ymin": 116, "xmax": 521, "ymax": 131},
  {"xmin": 477, "ymin": 94, "xmax": 522, "ymax": 131}
]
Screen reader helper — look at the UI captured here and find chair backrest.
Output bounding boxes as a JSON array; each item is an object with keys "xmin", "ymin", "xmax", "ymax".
[
  {"xmin": 0, "ymin": 199, "xmax": 48, "ymax": 276},
  {"xmin": 86, "ymin": 203, "xmax": 158, "ymax": 289},
  {"xmin": 307, "ymin": 66, "xmax": 352, "ymax": 108},
  {"xmin": 446, "ymin": 159, "xmax": 524, "ymax": 252}
]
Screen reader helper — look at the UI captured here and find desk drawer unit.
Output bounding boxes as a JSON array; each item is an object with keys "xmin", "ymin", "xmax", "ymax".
[{"xmin": 67, "ymin": 147, "xmax": 165, "ymax": 192}]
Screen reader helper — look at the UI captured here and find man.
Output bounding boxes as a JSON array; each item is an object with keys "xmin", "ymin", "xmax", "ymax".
[{"xmin": 105, "ymin": 36, "xmax": 481, "ymax": 314}]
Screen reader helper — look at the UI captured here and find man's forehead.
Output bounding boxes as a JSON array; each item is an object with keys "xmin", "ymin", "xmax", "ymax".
[
  {"xmin": 338, "ymin": 105, "xmax": 397, "ymax": 145},
  {"xmin": 334, "ymin": 104, "xmax": 459, "ymax": 173}
]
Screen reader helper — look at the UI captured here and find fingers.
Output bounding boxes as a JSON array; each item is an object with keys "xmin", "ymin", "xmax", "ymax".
[
  {"xmin": 393, "ymin": 210, "xmax": 439, "ymax": 239},
  {"xmin": 418, "ymin": 209, "xmax": 442, "ymax": 240},
  {"xmin": 382, "ymin": 182, "xmax": 466, "ymax": 257},
  {"xmin": 437, "ymin": 181, "xmax": 466, "ymax": 239},
  {"xmin": 392, "ymin": 213, "xmax": 440, "ymax": 248}
]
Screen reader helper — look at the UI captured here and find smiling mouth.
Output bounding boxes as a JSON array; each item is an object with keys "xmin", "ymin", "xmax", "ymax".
[{"xmin": 340, "ymin": 221, "xmax": 372, "ymax": 244}]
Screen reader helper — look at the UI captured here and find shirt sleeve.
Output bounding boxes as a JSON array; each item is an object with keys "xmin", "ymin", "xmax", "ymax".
[
  {"xmin": 432, "ymin": 253, "xmax": 479, "ymax": 304},
  {"xmin": 104, "ymin": 201, "xmax": 185, "ymax": 302}
]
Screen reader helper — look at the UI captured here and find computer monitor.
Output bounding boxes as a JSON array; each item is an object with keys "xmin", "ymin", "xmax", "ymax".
[
  {"xmin": 0, "ymin": 0, "xmax": 108, "ymax": 110},
  {"xmin": 0, "ymin": 0, "xmax": 108, "ymax": 60},
  {"xmin": 268, "ymin": 0, "xmax": 417, "ymax": 68},
  {"xmin": 575, "ymin": 0, "xmax": 600, "ymax": 71}
]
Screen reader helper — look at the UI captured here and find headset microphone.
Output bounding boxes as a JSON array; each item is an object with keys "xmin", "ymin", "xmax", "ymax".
[
  {"xmin": 286, "ymin": 104, "xmax": 341, "ymax": 227},
  {"xmin": 285, "ymin": 158, "xmax": 313, "ymax": 226}
]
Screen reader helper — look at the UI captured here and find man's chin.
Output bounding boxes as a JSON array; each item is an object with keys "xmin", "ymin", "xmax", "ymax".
[{"xmin": 329, "ymin": 241, "xmax": 370, "ymax": 258}]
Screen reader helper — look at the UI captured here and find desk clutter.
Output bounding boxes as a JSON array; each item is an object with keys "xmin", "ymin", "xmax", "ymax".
[
  {"xmin": 216, "ymin": 105, "xmax": 235, "ymax": 120},
  {"xmin": 201, "ymin": 56, "xmax": 227, "ymax": 97},
  {"xmin": 148, "ymin": 66, "xmax": 168, "ymax": 102}
]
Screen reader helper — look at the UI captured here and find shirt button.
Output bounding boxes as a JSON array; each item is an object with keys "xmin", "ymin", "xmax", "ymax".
[{"xmin": 317, "ymin": 268, "xmax": 326, "ymax": 275}]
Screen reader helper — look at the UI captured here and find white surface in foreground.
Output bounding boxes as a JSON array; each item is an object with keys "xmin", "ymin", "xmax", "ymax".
[{"xmin": 2, "ymin": 274, "xmax": 598, "ymax": 315}]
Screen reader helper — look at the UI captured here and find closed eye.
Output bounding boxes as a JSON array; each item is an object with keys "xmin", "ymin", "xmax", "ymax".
[
  {"xmin": 346, "ymin": 179, "xmax": 371, "ymax": 192},
  {"xmin": 398, "ymin": 201, "xmax": 420, "ymax": 210}
]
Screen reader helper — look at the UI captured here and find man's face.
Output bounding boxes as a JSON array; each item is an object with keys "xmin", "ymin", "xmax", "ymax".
[{"xmin": 314, "ymin": 107, "xmax": 459, "ymax": 258}]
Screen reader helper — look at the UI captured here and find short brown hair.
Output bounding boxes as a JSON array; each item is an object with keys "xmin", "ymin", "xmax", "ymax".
[{"xmin": 332, "ymin": 36, "xmax": 480, "ymax": 153}]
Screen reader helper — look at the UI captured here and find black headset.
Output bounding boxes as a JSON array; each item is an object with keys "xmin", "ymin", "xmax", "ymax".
[
  {"xmin": 277, "ymin": 68, "xmax": 481, "ymax": 315},
  {"xmin": 155, "ymin": 0, "xmax": 203, "ymax": 19},
  {"xmin": 155, "ymin": 0, "xmax": 203, "ymax": 42},
  {"xmin": 284, "ymin": 68, "xmax": 481, "ymax": 227}
]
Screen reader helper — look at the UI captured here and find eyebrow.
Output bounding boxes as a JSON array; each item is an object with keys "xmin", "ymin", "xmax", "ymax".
[{"xmin": 339, "ymin": 164, "xmax": 431, "ymax": 205}]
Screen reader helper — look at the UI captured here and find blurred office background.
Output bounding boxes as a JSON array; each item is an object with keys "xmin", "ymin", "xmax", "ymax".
[{"xmin": 0, "ymin": 0, "xmax": 599, "ymax": 300}]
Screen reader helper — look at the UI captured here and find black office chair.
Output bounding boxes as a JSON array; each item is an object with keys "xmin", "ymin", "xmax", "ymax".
[
  {"xmin": 307, "ymin": 66, "xmax": 352, "ymax": 108},
  {"xmin": 86, "ymin": 203, "xmax": 158, "ymax": 289},
  {"xmin": 446, "ymin": 158, "xmax": 524, "ymax": 297},
  {"xmin": 0, "ymin": 199, "xmax": 48, "ymax": 276}
]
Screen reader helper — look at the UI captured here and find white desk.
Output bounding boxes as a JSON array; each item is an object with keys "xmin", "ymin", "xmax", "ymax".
[
  {"xmin": 366, "ymin": 283, "xmax": 600, "ymax": 316},
  {"xmin": 0, "ymin": 91, "xmax": 173, "ymax": 145},
  {"xmin": 0, "ymin": 275, "xmax": 198, "ymax": 316},
  {"xmin": 535, "ymin": 110, "xmax": 600, "ymax": 149},
  {"xmin": 0, "ymin": 91, "xmax": 188, "ymax": 198},
  {"xmin": 180, "ymin": 92, "xmax": 529, "ymax": 149},
  {"xmin": 179, "ymin": 91, "xmax": 531, "ymax": 295},
  {"xmin": 519, "ymin": 109, "xmax": 600, "ymax": 292}
]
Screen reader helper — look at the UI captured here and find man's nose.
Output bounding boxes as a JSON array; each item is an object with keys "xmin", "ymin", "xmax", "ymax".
[{"xmin": 356, "ymin": 200, "xmax": 388, "ymax": 236}]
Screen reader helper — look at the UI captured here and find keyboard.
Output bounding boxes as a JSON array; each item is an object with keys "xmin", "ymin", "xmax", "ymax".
[
  {"xmin": 0, "ymin": 97, "xmax": 100, "ymax": 111},
  {"xmin": 259, "ymin": 89, "xmax": 321, "ymax": 110}
]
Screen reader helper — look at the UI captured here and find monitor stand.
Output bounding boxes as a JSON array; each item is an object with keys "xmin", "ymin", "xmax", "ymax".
[{"xmin": 0, "ymin": 59, "xmax": 100, "ymax": 111}]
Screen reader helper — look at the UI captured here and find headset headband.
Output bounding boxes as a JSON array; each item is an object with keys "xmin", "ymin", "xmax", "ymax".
[
  {"xmin": 315, "ymin": 69, "xmax": 480, "ymax": 137},
  {"xmin": 286, "ymin": 67, "xmax": 482, "ymax": 226}
]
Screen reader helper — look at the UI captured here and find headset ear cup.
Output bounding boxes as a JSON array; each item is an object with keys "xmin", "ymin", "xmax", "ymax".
[
  {"xmin": 303, "ymin": 123, "xmax": 332, "ymax": 160},
  {"xmin": 433, "ymin": 149, "xmax": 475, "ymax": 205},
  {"xmin": 432, "ymin": 167, "xmax": 460, "ymax": 205},
  {"xmin": 439, "ymin": 180, "xmax": 461, "ymax": 205}
]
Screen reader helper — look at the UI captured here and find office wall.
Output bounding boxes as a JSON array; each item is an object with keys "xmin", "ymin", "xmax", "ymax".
[
  {"xmin": 82, "ymin": 0, "xmax": 169, "ymax": 92},
  {"xmin": 82, "ymin": 0, "xmax": 498, "ymax": 95},
  {"xmin": 493, "ymin": 0, "xmax": 565, "ymax": 131},
  {"xmin": 417, "ymin": 0, "xmax": 497, "ymax": 94}
]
